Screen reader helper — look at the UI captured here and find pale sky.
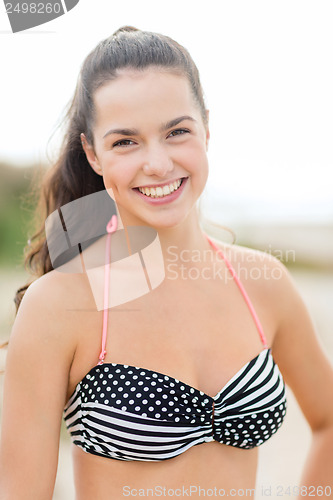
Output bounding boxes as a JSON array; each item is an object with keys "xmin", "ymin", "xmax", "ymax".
[{"xmin": 0, "ymin": 0, "xmax": 332, "ymax": 223}]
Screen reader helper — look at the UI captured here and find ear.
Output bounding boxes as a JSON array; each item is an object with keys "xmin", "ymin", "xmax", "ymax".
[{"xmin": 80, "ymin": 133, "xmax": 102, "ymax": 176}]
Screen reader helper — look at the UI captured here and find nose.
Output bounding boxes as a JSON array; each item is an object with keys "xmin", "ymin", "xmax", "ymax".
[{"xmin": 142, "ymin": 142, "xmax": 174, "ymax": 177}]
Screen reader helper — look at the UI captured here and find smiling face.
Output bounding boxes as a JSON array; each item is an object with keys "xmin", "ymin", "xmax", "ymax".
[{"xmin": 82, "ymin": 69, "xmax": 210, "ymax": 229}]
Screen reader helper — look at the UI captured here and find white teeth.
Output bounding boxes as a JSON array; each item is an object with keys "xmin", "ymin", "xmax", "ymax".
[{"xmin": 138, "ymin": 178, "xmax": 183, "ymax": 198}]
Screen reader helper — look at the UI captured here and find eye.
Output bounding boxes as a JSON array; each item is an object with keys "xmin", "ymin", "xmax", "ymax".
[
  {"xmin": 168, "ymin": 128, "xmax": 190, "ymax": 138},
  {"xmin": 112, "ymin": 139, "xmax": 136, "ymax": 148}
]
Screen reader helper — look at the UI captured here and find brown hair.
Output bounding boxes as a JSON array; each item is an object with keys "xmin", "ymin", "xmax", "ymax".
[{"xmin": 14, "ymin": 26, "xmax": 208, "ymax": 311}]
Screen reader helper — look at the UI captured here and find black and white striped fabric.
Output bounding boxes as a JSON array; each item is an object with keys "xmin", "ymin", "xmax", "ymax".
[{"xmin": 64, "ymin": 347, "xmax": 286, "ymax": 461}]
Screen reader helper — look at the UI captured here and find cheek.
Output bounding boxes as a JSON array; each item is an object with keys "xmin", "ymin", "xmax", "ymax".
[
  {"xmin": 179, "ymin": 144, "xmax": 209, "ymax": 180},
  {"xmin": 100, "ymin": 157, "xmax": 136, "ymax": 192}
]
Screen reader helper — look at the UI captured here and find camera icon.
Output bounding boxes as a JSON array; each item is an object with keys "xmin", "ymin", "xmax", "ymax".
[{"xmin": 45, "ymin": 190, "xmax": 165, "ymax": 310}]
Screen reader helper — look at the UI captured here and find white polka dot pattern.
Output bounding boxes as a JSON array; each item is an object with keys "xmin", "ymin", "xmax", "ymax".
[{"xmin": 64, "ymin": 348, "xmax": 287, "ymax": 461}]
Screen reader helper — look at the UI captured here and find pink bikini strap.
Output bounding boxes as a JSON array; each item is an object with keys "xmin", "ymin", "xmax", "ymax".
[
  {"xmin": 98, "ymin": 215, "xmax": 118, "ymax": 365},
  {"xmin": 205, "ymin": 235, "xmax": 268, "ymax": 349}
]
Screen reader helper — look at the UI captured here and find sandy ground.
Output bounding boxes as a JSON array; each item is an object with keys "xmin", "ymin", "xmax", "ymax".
[{"xmin": 0, "ymin": 265, "xmax": 332, "ymax": 500}]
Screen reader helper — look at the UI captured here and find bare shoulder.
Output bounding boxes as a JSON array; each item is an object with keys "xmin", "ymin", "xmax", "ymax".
[
  {"xmin": 12, "ymin": 269, "xmax": 91, "ymax": 358},
  {"xmin": 23, "ymin": 268, "xmax": 93, "ymax": 316},
  {"xmin": 213, "ymin": 239, "xmax": 290, "ymax": 294},
  {"xmin": 219, "ymin": 240, "xmax": 284, "ymax": 267},
  {"xmin": 26, "ymin": 267, "xmax": 88, "ymax": 304},
  {"xmin": 210, "ymin": 238, "xmax": 297, "ymax": 343}
]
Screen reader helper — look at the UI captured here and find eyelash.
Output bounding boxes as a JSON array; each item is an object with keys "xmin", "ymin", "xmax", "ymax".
[
  {"xmin": 168, "ymin": 128, "xmax": 190, "ymax": 138},
  {"xmin": 112, "ymin": 139, "xmax": 135, "ymax": 148},
  {"xmin": 112, "ymin": 128, "xmax": 190, "ymax": 148}
]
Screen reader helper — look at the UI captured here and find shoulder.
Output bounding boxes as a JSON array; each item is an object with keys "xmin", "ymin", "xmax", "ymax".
[
  {"xmin": 211, "ymin": 238, "xmax": 290, "ymax": 290},
  {"xmin": 218, "ymin": 240, "xmax": 282, "ymax": 265},
  {"xmin": 210, "ymin": 238, "xmax": 296, "ymax": 336},
  {"xmin": 23, "ymin": 268, "xmax": 91, "ymax": 313},
  {"xmin": 13, "ymin": 269, "xmax": 91, "ymax": 354}
]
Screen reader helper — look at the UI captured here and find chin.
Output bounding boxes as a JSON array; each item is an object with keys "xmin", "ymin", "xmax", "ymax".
[
  {"xmin": 117, "ymin": 193, "xmax": 197, "ymax": 229},
  {"xmin": 148, "ymin": 213, "xmax": 191, "ymax": 231}
]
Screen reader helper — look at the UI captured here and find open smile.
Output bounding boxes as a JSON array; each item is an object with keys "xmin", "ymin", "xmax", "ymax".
[
  {"xmin": 134, "ymin": 178, "xmax": 185, "ymax": 198},
  {"xmin": 133, "ymin": 177, "xmax": 188, "ymax": 204}
]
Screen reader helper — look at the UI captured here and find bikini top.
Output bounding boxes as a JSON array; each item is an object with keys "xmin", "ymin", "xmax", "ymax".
[{"xmin": 64, "ymin": 219, "xmax": 287, "ymax": 462}]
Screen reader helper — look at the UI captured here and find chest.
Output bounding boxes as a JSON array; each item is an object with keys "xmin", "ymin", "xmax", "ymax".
[{"xmin": 68, "ymin": 275, "xmax": 274, "ymax": 401}]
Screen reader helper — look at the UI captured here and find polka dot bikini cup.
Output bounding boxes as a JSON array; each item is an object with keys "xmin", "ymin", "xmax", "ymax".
[{"xmin": 64, "ymin": 219, "xmax": 287, "ymax": 461}]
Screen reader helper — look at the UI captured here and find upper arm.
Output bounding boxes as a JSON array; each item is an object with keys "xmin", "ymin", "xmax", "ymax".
[
  {"xmin": 270, "ymin": 259, "xmax": 333, "ymax": 431},
  {"xmin": 0, "ymin": 273, "xmax": 76, "ymax": 499}
]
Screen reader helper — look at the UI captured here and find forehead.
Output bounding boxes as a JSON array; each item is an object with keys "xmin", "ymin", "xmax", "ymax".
[{"xmin": 92, "ymin": 69, "xmax": 199, "ymax": 130}]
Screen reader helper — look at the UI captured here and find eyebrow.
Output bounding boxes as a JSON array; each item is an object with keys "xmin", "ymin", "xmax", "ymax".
[{"xmin": 102, "ymin": 115, "xmax": 196, "ymax": 140}]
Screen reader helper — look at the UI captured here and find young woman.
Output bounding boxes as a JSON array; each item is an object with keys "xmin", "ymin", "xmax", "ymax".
[{"xmin": 0, "ymin": 27, "xmax": 332, "ymax": 500}]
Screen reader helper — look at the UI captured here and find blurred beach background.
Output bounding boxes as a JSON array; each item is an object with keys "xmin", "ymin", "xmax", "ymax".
[{"xmin": 0, "ymin": 0, "xmax": 332, "ymax": 498}]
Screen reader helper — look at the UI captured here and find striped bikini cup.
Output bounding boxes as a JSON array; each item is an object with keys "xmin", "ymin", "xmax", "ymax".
[{"xmin": 64, "ymin": 347, "xmax": 287, "ymax": 461}]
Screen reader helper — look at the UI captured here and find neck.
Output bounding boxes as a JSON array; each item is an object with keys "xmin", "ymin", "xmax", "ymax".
[
  {"xmin": 156, "ymin": 210, "xmax": 210, "ymax": 257},
  {"xmin": 113, "ymin": 204, "xmax": 218, "ymax": 281},
  {"xmin": 118, "ymin": 204, "xmax": 211, "ymax": 254}
]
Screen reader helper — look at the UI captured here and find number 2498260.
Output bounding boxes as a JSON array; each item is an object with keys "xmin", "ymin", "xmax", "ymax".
[{"xmin": 5, "ymin": 3, "xmax": 62, "ymax": 14}]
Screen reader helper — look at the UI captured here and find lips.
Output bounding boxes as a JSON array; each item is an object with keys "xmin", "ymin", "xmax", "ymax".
[
  {"xmin": 133, "ymin": 177, "xmax": 188, "ymax": 205},
  {"xmin": 136, "ymin": 178, "xmax": 184, "ymax": 198}
]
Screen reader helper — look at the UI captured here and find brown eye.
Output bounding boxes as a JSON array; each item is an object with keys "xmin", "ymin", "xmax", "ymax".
[
  {"xmin": 112, "ymin": 139, "xmax": 135, "ymax": 148},
  {"xmin": 168, "ymin": 128, "xmax": 190, "ymax": 138}
]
